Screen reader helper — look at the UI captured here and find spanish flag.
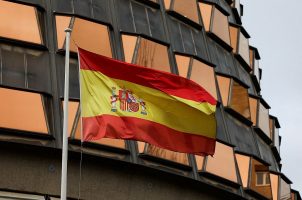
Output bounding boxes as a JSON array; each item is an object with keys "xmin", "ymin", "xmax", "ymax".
[{"xmin": 79, "ymin": 48, "xmax": 217, "ymax": 155}]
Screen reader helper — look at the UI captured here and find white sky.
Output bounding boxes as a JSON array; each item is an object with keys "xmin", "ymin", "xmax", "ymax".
[{"xmin": 241, "ymin": 0, "xmax": 302, "ymax": 192}]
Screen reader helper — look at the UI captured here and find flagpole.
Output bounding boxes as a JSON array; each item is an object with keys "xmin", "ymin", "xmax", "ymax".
[{"xmin": 60, "ymin": 28, "xmax": 72, "ymax": 200}]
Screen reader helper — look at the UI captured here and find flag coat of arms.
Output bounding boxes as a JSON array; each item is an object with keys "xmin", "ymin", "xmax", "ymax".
[{"xmin": 79, "ymin": 48, "xmax": 217, "ymax": 155}]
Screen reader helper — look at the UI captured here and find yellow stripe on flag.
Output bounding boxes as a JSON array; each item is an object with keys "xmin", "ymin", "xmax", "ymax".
[{"xmin": 80, "ymin": 69, "xmax": 216, "ymax": 138}]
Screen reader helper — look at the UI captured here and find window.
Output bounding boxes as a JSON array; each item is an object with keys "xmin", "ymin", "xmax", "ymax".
[
  {"xmin": 121, "ymin": 34, "xmax": 171, "ymax": 72},
  {"xmin": 164, "ymin": 0, "xmax": 200, "ymax": 24},
  {"xmin": 270, "ymin": 173, "xmax": 280, "ymax": 200},
  {"xmin": 199, "ymin": 3, "xmax": 231, "ymax": 47},
  {"xmin": 138, "ymin": 142, "xmax": 189, "ymax": 165},
  {"xmin": 201, "ymin": 142, "xmax": 238, "ymax": 183},
  {"xmin": 175, "ymin": 55, "xmax": 217, "ymax": 100},
  {"xmin": 256, "ymin": 172, "xmax": 270, "ymax": 186},
  {"xmin": 217, "ymin": 76, "xmax": 251, "ymax": 120},
  {"xmin": 258, "ymin": 102, "xmax": 270, "ymax": 138},
  {"xmin": 231, "ymin": 0, "xmax": 241, "ymax": 17},
  {"xmin": 229, "ymin": 80, "xmax": 251, "ymax": 119},
  {"xmin": 229, "ymin": 25, "xmax": 250, "ymax": 69},
  {"xmin": 63, "ymin": 101, "xmax": 126, "ymax": 149},
  {"xmin": 235, "ymin": 154, "xmax": 250, "ymax": 187},
  {"xmin": 55, "ymin": 16, "xmax": 112, "ymax": 57},
  {"xmin": 0, "ymin": 0, "xmax": 43, "ymax": 44},
  {"xmin": 0, "ymin": 87, "xmax": 48, "ymax": 134},
  {"xmin": 250, "ymin": 159, "xmax": 273, "ymax": 199},
  {"xmin": 280, "ymin": 177, "xmax": 291, "ymax": 200},
  {"xmin": 249, "ymin": 96, "xmax": 258, "ymax": 126}
]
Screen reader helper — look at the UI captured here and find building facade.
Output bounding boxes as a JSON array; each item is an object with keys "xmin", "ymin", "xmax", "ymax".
[{"xmin": 0, "ymin": 0, "xmax": 300, "ymax": 199}]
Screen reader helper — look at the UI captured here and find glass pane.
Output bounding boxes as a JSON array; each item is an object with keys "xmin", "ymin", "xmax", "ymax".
[
  {"xmin": 199, "ymin": 3, "xmax": 212, "ymax": 31},
  {"xmin": 164, "ymin": 0, "xmax": 171, "ymax": 9},
  {"xmin": 256, "ymin": 172, "xmax": 264, "ymax": 185},
  {"xmin": 195, "ymin": 155, "xmax": 205, "ymax": 170},
  {"xmin": 211, "ymin": 7, "xmax": 231, "ymax": 45},
  {"xmin": 62, "ymin": 101, "xmax": 79, "ymax": 136},
  {"xmin": 280, "ymin": 178, "xmax": 291, "ymax": 200},
  {"xmin": 249, "ymin": 97, "xmax": 258, "ymax": 126},
  {"xmin": 139, "ymin": 143, "xmax": 189, "ymax": 165},
  {"xmin": 258, "ymin": 102, "xmax": 270, "ymax": 138},
  {"xmin": 249, "ymin": 49, "xmax": 254, "ymax": 71},
  {"xmin": 0, "ymin": 0, "xmax": 42, "ymax": 44},
  {"xmin": 56, "ymin": 16, "xmax": 112, "ymax": 57},
  {"xmin": 235, "ymin": 154, "xmax": 250, "ymax": 188},
  {"xmin": 122, "ymin": 35, "xmax": 138, "ymax": 63},
  {"xmin": 269, "ymin": 118, "xmax": 274, "ymax": 139},
  {"xmin": 217, "ymin": 76, "xmax": 231, "ymax": 106},
  {"xmin": 270, "ymin": 174, "xmax": 279, "ymax": 200},
  {"xmin": 238, "ymin": 31, "xmax": 250, "ymax": 66},
  {"xmin": 230, "ymin": 26, "xmax": 238, "ymax": 53},
  {"xmin": 205, "ymin": 142, "xmax": 238, "ymax": 182},
  {"xmin": 55, "ymin": 16, "xmax": 72, "ymax": 49},
  {"xmin": 190, "ymin": 59, "xmax": 217, "ymax": 100},
  {"xmin": 250, "ymin": 159, "xmax": 273, "ymax": 199},
  {"xmin": 254, "ymin": 59, "xmax": 260, "ymax": 82},
  {"xmin": 74, "ymin": 118, "xmax": 126, "ymax": 149},
  {"xmin": 0, "ymin": 87, "xmax": 48, "ymax": 134},
  {"xmin": 274, "ymin": 128, "xmax": 280, "ymax": 153},
  {"xmin": 229, "ymin": 81, "xmax": 251, "ymax": 119},
  {"xmin": 135, "ymin": 38, "xmax": 171, "ymax": 72},
  {"xmin": 175, "ymin": 55, "xmax": 191, "ymax": 78},
  {"xmin": 173, "ymin": 0, "xmax": 199, "ymax": 24}
]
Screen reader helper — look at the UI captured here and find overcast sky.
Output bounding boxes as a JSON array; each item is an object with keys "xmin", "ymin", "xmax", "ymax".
[{"xmin": 241, "ymin": 0, "xmax": 302, "ymax": 192}]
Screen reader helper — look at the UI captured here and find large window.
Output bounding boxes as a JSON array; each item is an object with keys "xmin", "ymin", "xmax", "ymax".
[
  {"xmin": 121, "ymin": 34, "xmax": 171, "ymax": 72},
  {"xmin": 0, "ymin": 87, "xmax": 48, "ymax": 134},
  {"xmin": 0, "ymin": 0, "xmax": 43, "ymax": 44},
  {"xmin": 280, "ymin": 177, "xmax": 292, "ymax": 200},
  {"xmin": 55, "ymin": 15, "xmax": 112, "ymax": 57},
  {"xmin": 229, "ymin": 25, "xmax": 250, "ymax": 69},
  {"xmin": 175, "ymin": 54, "xmax": 217, "ymax": 99},
  {"xmin": 199, "ymin": 3, "xmax": 231, "ymax": 47},
  {"xmin": 196, "ymin": 142, "xmax": 238, "ymax": 183},
  {"xmin": 63, "ymin": 101, "xmax": 126, "ymax": 149},
  {"xmin": 270, "ymin": 173, "xmax": 280, "ymax": 200},
  {"xmin": 164, "ymin": 0, "xmax": 200, "ymax": 24},
  {"xmin": 217, "ymin": 75, "xmax": 251, "ymax": 120},
  {"xmin": 235, "ymin": 154, "xmax": 273, "ymax": 199},
  {"xmin": 258, "ymin": 101, "xmax": 270, "ymax": 139}
]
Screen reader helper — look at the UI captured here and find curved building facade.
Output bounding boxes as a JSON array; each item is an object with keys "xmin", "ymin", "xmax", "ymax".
[{"xmin": 0, "ymin": 0, "xmax": 300, "ymax": 199}]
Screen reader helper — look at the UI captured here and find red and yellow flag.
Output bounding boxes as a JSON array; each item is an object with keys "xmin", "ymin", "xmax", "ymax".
[{"xmin": 79, "ymin": 48, "xmax": 217, "ymax": 155}]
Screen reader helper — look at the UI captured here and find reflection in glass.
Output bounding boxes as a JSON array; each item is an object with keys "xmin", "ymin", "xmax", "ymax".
[
  {"xmin": 55, "ymin": 16, "xmax": 112, "ymax": 57},
  {"xmin": 62, "ymin": 101, "xmax": 79, "ymax": 136},
  {"xmin": 235, "ymin": 154, "xmax": 250, "ymax": 187},
  {"xmin": 250, "ymin": 159, "xmax": 273, "ymax": 199},
  {"xmin": 270, "ymin": 173, "xmax": 279, "ymax": 200},
  {"xmin": 139, "ymin": 142, "xmax": 189, "ymax": 165},
  {"xmin": 249, "ymin": 49, "xmax": 254, "ymax": 71},
  {"xmin": 175, "ymin": 55, "xmax": 191, "ymax": 78},
  {"xmin": 211, "ymin": 7, "xmax": 231, "ymax": 46},
  {"xmin": 122, "ymin": 35, "xmax": 138, "ymax": 63},
  {"xmin": 0, "ymin": 0, "xmax": 42, "ymax": 44},
  {"xmin": 217, "ymin": 76, "xmax": 231, "ymax": 106},
  {"xmin": 230, "ymin": 26, "xmax": 238, "ymax": 53},
  {"xmin": 205, "ymin": 142, "xmax": 237, "ymax": 182},
  {"xmin": 229, "ymin": 81, "xmax": 251, "ymax": 119},
  {"xmin": 0, "ymin": 87, "xmax": 48, "ymax": 134},
  {"xmin": 172, "ymin": 0, "xmax": 200, "ymax": 24},
  {"xmin": 199, "ymin": 3, "xmax": 212, "ymax": 31},
  {"xmin": 190, "ymin": 59, "xmax": 217, "ymax": 100},
  {"xmin": 238, "ymin": 32, "xmax": 250, "ymax": 66},
  {"xmin": 135, "ymin": 38, "xmax": 171, "ymax": 72},
  {"xmin": 280, "ymin": 178, "xmax": 291, "ymax": 200},
  {"xmin": 258, "ymin": 102, "xmax": 270, "ymax": 138},
  {"xmin": 249, "ymin": 97, "xmax": 258, "ymax": 126}
]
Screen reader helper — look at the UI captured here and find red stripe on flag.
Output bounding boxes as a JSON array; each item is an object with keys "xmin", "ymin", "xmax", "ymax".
[
  {"xmin": 79, "ymin": 48, "xmax": 216, "ymax": 105},
  {"xmin": 82, "ymin": 114, "xmax": 216, "ymax": 156}
]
